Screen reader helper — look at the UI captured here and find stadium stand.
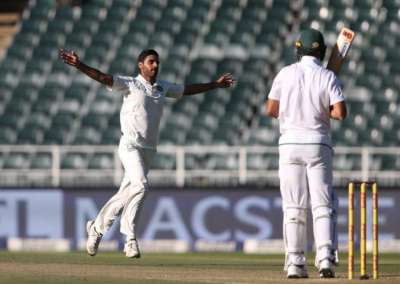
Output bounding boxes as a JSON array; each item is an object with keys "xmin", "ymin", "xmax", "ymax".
[{"xmin": 0, "ymin": 0, "xmax": 400, "ymax": 185}]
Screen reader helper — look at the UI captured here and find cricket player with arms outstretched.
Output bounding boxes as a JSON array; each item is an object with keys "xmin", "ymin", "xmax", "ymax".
[
  {"xmin": 59, "ymin": 48, "xmax": 235, "ymax": 258},
  {"xmin": 266, "ymin": 28, "xmax": 347, "ymax": 278}
]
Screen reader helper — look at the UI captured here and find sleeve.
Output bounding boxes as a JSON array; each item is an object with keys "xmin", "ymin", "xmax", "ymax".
[
  {"xmin": 268, "ymin": 70, "xmax": 284, "ymax": 101},
  {"xmin": 163, "ymin": 81, "xmax": 184, "ymax": 99},
  {"xmin": 107, "ymin": 75, "xmax": 131, "ymax": 94},
  {"xmin": 328, "ymin": 73, "xmax": 345, "ymax": 106}
]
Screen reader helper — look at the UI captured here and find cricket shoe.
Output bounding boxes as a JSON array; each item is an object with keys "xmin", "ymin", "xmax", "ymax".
[
  {"xmin": 319, "ymin": 259, "xmax": 335, "ymax": 278},
  {"xmin": 86, "ymin": 220, "xmax": 102, "ymax": 256},
  {"xmin": 287, "ymin": 265, "xmax": 308, "ymax": 279},
  {"xmin": 124, "ymin": 239, "xmax": 141, "ymax": 258}
]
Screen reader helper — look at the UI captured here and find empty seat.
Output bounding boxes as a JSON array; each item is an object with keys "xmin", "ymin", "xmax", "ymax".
[
  {"xmin": 101, "ymin": 127, "xmax": 121, "ymax": 144},
  {"xmin": 159, "ymin": 127, "xmax": 185, "ymax": 144},
  {"xmin": 17, "ymin": 127, "xmax": 44, "ymax": 144},
  {"xmin": 3, "ymin": 152, "xmax": 31, "ymax": 169},
  {"xmin": 61, "ymin": 153, "xmax": 88, "ymax": 169},
  {"xmin": 0, "ymin": 113, "xmax": 24, "ymax": 129},
  {"xmin": 151, "ymin": 154, "xmax": 176, "ymax": 170},
  {"xmin": 44, "ymin": 127, "xmax": 69, "ymax": 144},
  {"xmin": 88, "ymin": 153, "xmax": 114, "ymax": 169},
  {"xmin": 185, "ymin": 128, "xmax": 213, "ymax": 145},
  {"xmin": 73, "ymin": 127, "xmax": 102, "ymax": 144},
  {"xmin": 51, "ymin": 111, "xmax": 77, "ymax": 128},
  {"xmin": 0, "ymin": 128, "xmax": 17, "ymax": 144},
  {"xmin": 205, "ymin": 154, "xmax": 238, "ymax": 170},
  {"xmin": 31, "ymin": 153, "xmax": 52, "ymax": 169}
]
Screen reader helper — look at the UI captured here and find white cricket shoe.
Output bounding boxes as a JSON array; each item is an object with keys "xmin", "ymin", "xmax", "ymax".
[
  {"xmin": 86, "ymin": 220, "xmax": 102, "ymax": 256},
  {"xmin": 319, "ymin": 259, "xmax": 335, "ymax": 278},
  {"xmin": 124, "ymin": 239, "xmax": 141, "ymax": 258},
  {"xmin": 287, "ymin": 265, "xmax": 308, "ymax": 279}
]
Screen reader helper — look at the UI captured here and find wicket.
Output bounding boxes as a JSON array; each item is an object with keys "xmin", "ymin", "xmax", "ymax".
[{"xmin": 348, "ymin": 181, "xmax": 379, "ymax": 280}]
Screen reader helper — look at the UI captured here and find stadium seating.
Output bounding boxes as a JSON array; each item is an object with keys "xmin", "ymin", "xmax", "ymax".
[{"xmin": 0, "ymin": 0, "xmax": 399, "ymax": 172}]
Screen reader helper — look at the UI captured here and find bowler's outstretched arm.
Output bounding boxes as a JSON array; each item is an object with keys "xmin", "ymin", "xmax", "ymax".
[
  {"xmin": 59, "ymin": 48, "xmax": 113, "ymax": 87},
  {"xmin": 183, "ymin": 73, "xmax": 235, "ymax": 96}
]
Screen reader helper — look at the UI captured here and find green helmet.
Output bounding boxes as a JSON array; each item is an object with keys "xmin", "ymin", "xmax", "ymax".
[{"xmin": 295, "ymin": 28, "xmax": 326, "ymax": 61}]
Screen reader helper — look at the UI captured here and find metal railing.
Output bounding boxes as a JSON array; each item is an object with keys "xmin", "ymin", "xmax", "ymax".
[{"xmin": 0, "ymin": 145, "xmax": 399, "ymax": 187}]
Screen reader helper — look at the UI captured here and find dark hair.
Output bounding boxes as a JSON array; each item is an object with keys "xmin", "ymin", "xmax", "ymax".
[{"xmin": 137, "ymin": 49, "xmax": 159, "ymax": 63}]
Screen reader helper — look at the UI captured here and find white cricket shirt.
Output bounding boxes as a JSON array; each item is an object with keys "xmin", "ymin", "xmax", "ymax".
[
  {"xmin": 268, "ymin": 56, "xmax": 345, "ymax": 146},
  {"xmin": 109, "ymin": 74, "xmax": 184, "ymax": 149}
]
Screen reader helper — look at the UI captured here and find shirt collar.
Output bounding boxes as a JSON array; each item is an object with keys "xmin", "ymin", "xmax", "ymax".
[
  {"xmin": 300, "ymin": 55, "xmax": 322, "ymax": 66},
  {"xmin": 136, "ymin": 74, "xmax": 158, "ymax": 87}
]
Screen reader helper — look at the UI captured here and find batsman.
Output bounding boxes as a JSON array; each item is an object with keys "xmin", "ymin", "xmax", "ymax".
[{"xmin": 266, "ymin": 28, "xmax": 347, "ymax": 278}]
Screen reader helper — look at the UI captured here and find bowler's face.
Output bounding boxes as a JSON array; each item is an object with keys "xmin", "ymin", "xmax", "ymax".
[{"xmin": 139, "ymin": 55, "xmax": 159, "ymax": 80}]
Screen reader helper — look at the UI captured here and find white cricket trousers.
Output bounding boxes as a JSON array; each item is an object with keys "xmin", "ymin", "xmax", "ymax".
[
  {"xmin": 94, "ymin": 139, "xmax": 155, "ymax": 240},
  {"xmin": 279, "ymin": 144, "xmax": 335, "ymax": 266}
]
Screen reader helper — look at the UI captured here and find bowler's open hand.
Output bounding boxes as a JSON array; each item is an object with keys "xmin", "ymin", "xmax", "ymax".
[
  {"xmin": 59, "ymin": 48, "xmax": 80, "ymax": 68},
  {"xmin": 216, "ymin": 73, "xmax": 235, "ymax": 88}
]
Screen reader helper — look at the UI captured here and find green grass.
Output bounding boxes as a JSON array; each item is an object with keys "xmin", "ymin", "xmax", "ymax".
[{"xmin": 0, "ymin": 251, "xmax": 399, "ymax": 283}]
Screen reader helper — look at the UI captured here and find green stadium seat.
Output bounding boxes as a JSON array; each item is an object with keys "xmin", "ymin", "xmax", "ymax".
[
  {"xmin": 38, "ymin": 85, "xmax": 64, "ymax": 101},
  {"xmin": 20, "ymin": 19, "xmax": 47, "ymax": 34},
  {"xmin": 172, "ymin": 99, "xmax": 199, "ymax": 116},
  {"xmin": 91, "ymin": 0, "xmax": 113, "ymax": 7},
  {"xmin": 81, "ymin": 6, "xmax": 106, "ymax": 21},
  {"xmin": 108, "ymin": 113, "xmax": 120, "ymax": 126},
  {"xmin": 205, "ymin": 154, "xmax": 238, "ymax": 170},
  {"xmin": 6, "ymin": 46, "xmax": 32, "ymax": 61},
  {"xmin": 66, "ymin": 31, "xmax": 92, "ymax": 48},
  {"xmin": 3, "ymin": 152, "xmax": 31, "ymax": 169},
  {"xmin": 24, "ymin": 60, "xmax": 52, "ymax": 76},
  {"xmin": 12, "ymin": 32, "xmax": 40, "ymax": 47},
  {"xmin": 31, "ymin": 153, "xmax": 52, "ymax": 169},
  {"xmin": 51, "ymin": 59, "xmax": 74, "ymax": 74},
  {"xmin": 25, "ymin": 112, "xmax": 51, "ymax": 130},
  {"xmin": 185, "ymin": 128, "xmax": 213, "ymax": 145},
  {"xmin": 64, "ymin": 85, "xmax": 89, "ymax": 104},
  {"xmin": 5, "ymin": 99, "xmax": 31, "ymax": 116},
  {"xmin": 73, "ymin": 127, "xmax": 102, "ymax": 145},
  {"xmin": 0, "ymin": 112, "xmax": 24, "ymax": 129},
  {"xmin": 17, "ymin": 127, "xmax": 44, "ymax": 144},
  {"xmin": 248, "ymin": 153, "xmax": 279, "ymax": 170},
  {"xmin": 88, "ymin": 153, "xmax": 114, "ymax": 169},
  {"xmin": 151, "ymin": 154, "xmax": 176, "ymax": 170},
  {"xmin": 54, "ymin": 5, "xmax": 75, "ymax": 20},
  {"xmin": 32, "ymin": 46, "xmax": 58, "ymax": 61},
  {"xmin": 191, "ymin": 113, "xmax": 218, "ymax": 132},
  {"xmin": 12, "ymin": 84, "xmax": 39, "ymax": 102},
  {"xmin": 33, "ymin": 0, "xmax": 54, "ymax": 7},
  {"xmin": 51, "ymin": 111, "xmax": 77, "ymax": 129},
  {"xmin": 113, "ymin": 0, "xmax": 137, "ymax": 9},
  {"xmin": 109, "ymin": 57, "xmax": 136, "ymax": 75},
  {"xmin": 39, "ymin": 32, "xmax": 67, "ymax": 47},
  {"xmin": 81, "ymin": 112, "xmax": 108, "ymax": 129},
  {"xmin": 247, "ymin": 128, "xmax": 279, "ymax": 145},
  {"xmin": 135, "ymin": 6, "xmax": 162, "ymax": 22},
  {"xmin": 204, "ymin": 31, "xmax": 231, "ymax": 47},
  {"xmin": 44, "ymin": 127, "xmax": 69, "ymax": 144},
  {"xmin": 31, "ymin": 100, "xmax": 56, "ymax": 117},
  {"xmin": 61, "ymin": 153, "xmax": 88, "ymax": 169},
  {"xmin": 101, "ymin": 127, "xmax": 121, "ymax": 144},
  {"xmin": 212, "ymin": 127, "xmax": 240, "ymax": 145},
  {"xmin": 159, "ymin": 127, "xmax": 185, "ymax": 145},
  {"xmin": 46, "ymin": 19, "xmax": 73, "ymax": 35},
  {"xmin": 72, "ymin": 18, "xmax": 99, "ymax": 34},
  {"xmin": 0, "ymin": 128, "xmax": 17, "ymax": 144}
]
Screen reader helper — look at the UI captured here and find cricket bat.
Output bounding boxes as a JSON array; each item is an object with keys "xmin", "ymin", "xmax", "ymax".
[{"xmin": 326, "ymin": 27, "xmax": 355, "ymax": 75}]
